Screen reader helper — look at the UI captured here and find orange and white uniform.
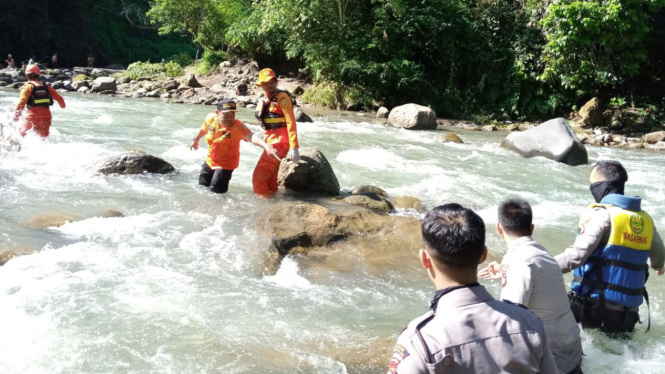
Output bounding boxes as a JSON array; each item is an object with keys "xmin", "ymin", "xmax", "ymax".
[
  {"xmin": 201, "ymin": 113, "xmax": 251, "ymax": 170},
  {"xmin": 252, "ymin": 86, "xmax": 299, "ymax": 196},
  {"xmin": 13, "ymin": 81, "xmax": 66, "ymax": 138}
]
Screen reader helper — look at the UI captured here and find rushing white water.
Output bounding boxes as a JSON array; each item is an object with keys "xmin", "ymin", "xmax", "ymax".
[{"xmin": 1, "ymin": 89, "xmax": 665, "ymax": 374}]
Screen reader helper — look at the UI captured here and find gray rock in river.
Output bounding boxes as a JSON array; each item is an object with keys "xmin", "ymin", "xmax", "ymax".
[
  {"xmin": 294, "ymin": 105, "xmax": 313, "ymax": 123},
  {"xmin": 98, "ymin": 151, "xmax": 175, "ymax": 175},
  {"xmin": 500, "ymin": 118, "xmax": 588, "ymax": 166},
  {"xmin": 90, "ymin": 77, "xmax": 117, "ymax": 93},
  {"xmin": 277, "ymin": 147, "xmax": 340, "ymax": 196},
  {"xmin": 376, "ymin": 107, "xmax": 390, "ymax": 119},
  {"xmin": 387, "ymin": 103, "xmax": 437, "ymax": 130}
]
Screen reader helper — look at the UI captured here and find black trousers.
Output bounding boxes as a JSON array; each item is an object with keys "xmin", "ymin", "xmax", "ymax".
[
  {"xmin": 568, "ymin": 292, "xmax": 639, "ymax": 334},
  {"xmin": 199, "ymin": 162, "xmax": 234, "ymax": 194}
]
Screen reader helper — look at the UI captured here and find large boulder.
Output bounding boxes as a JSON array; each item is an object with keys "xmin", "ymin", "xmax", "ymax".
[
  {"xmin": 277, "ymin": 147, "xmax": 340, "ymax": 195},
  {"xmin": 98, "ymin": 151, "xmax": 175, "ymax": 175},
  {"xmin": 162, "ymin": 80, "xmax": 179, "ymax": 90},
  {"xmin": 294, "ymin": 105, "xmax": 314, "ymax": 123},
  {"xmin": 500, "ymin": 118, "xmax": 588, "ymax": 166},
  {"xmin": 387, "ymin": 104, "xmax": 437, "ymax": 130},
  {"xmin": 644, "ymin": 131, "xmax": 665, "ymax": 144},
  {"xmin": 185, "ymin": 74, "xmax": 202, "ymax": 88},
  {"xmin": 377, "ymin": 107, "xmax": 390, "ymax": 119},
  {"xmin": 90, "ymin": 77, "xmax": 116, "ymax": 93},
  {"xmin": 258, "ymin": 202, "xmax": 421, "ymax": 274},
  {"xmin": 579, "ymin": 98, "xmax": 603, "ymax": 127}
]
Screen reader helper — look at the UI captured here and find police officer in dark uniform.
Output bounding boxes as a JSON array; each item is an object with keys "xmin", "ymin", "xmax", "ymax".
[{"xmin": 388, "ymin": 204, "xmax": 557, "ymax": 374}]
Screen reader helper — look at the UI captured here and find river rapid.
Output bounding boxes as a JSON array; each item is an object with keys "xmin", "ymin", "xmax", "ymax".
[{"xmin": 1, "ymin": 90, "xmax": 664, "ymax": 374}]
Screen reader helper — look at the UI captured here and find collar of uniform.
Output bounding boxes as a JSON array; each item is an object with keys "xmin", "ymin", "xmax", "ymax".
[
  {"xmin": 507, "ymin": 235, "xmax": 534, "ymax": 253},
  {"xmin": 433, "ymin": 284, "xmax": 494, "ymax": 311},
  {"xmin": 600, "ymin": 193, "xmax": 641, "ymax": 212}
]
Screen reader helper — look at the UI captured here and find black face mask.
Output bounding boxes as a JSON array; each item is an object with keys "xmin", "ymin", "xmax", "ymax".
[{"xmin": 590, "ymin": 181, "xmax": 625, "ymax": 203}]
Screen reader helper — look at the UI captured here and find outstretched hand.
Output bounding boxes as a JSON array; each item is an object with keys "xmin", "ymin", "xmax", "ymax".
[{"xmin": 478, "ymin": 261, "xmax": 502, "ymax": 280}]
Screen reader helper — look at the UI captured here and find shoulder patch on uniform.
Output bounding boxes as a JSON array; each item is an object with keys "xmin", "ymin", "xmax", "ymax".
[{"xmin": 387, "ymin": 344, "xmax": 409, "ymax": 373}]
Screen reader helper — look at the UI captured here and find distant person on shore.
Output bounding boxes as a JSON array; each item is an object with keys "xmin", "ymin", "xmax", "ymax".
[
  {"xmin": 388, "ymin": 203, "xmax": 557, "ymax": 374},
  {"xmin": 51, "ymin": 53, "xmax": 58, "ymax": 68},
  {"xmin": 19, "ymin": 61, "xmax": 27, "ymax": 75},
  {"xmin": 87, "ymin": 54, "xmax": 94, "ymax": 68},
  {"xmin": 253, "ymin": 68, "xmax": 299, "ymax": 197},
  {"xmin": 556, "ymin": 160, "xmax": 665, "ymax": 334},
  {"xmin": 235, "ymin": 79, "xmax": 249, "ymax": 96},
  {"xmin": 479, "ymin": 198, "xmax": 583, "ymax": 374},
  {"xmin": 190, "ymin": 99, "xmax": 281, "ymax": 194},
  {"xmin": 5, "ymin": 54, "xmax": 15, "ymax": 69},
  {"xmin": 13, "ymin": 65, "xmax": 66, "ymax": 138},
  {"xmin": 28, "ymin": 55, "xmax": 36, "ymax": 65}
]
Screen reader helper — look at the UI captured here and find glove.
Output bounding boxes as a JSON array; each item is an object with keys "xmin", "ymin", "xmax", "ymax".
[{"xmin": 287, "ymin": 148, "xmax": 300, "ymax": 163}]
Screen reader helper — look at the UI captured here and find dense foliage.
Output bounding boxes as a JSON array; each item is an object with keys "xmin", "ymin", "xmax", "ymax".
[
  {"xmin": 124, "ymin": 60, "xmax": 184, "ymax": 80},
  {"xmin": 0, "ymin": 0, "xmax": 195, "ymax": 68},
  {"xmin": 2, "ymin": 0, "xmax": 664, "ymax": 119}
]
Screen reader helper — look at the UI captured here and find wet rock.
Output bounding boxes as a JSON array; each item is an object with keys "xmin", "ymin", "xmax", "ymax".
[
  {"xmin": 77, "ymin": 86, "xmax": 90, "ymax": 93},
  {"xmin": 25, "ymin": 212, "xmax": 78, "ymax": 228},
  {"xmin": 132, "ymin": 92, "xmax": 143, "ymax": 98},
  {"xmin": 481, "ymin": 125, "xmax": 497, "ymax": 132},
  {"xmin": 63, "ymin": 82, "xmax": 75, "ymax": 91},
  {"xmin": 146, "ymin": 89, "xmax": 161, "ymax": 98},
  {"xmin": 500, "ymin": 118, "xmax": 588, "ymax": 166},
  {"xmin": 644, "ymin": 131, "xmax": 665, "ymax": 144},
  {"xmin": 97, "ymin": 90, "xmax": 115, "ymax": 95},
  {"xmin": 387, "ymin": 104, "xmax": 437, "ymax": 130},
  {"xmin": 90, "ymin": 77, "xmax": 117, "ymax": 93},
  {"xmin": 162, "ymin": 80, "xmax": 179, "ymax": 90},
  {"xmin": 160, "ymin": 93, "xmax": 171, "ymax": 99},
  {"xmin": 343, "ymin": 193, "xmax": 394, "ymax": 213},
  {"xmin": 626, "ymin": 143, "xmax": 645, "ymax": 149},
  {"xmin": 579, "ymin": 97, "xmax": 603, "ymax": 127},
  {"xmin": 72, "ymin": 80, "xmax": 89, "ymax": 90},
  {"xmin": 185, "ymin": 74, "xmax": 202, "ymax": 88},
  {"xmin": 0, "ymin": 247, "xmax": 37, "ymax": 266},
  {"xmin": 351, "ymin": 185, "xmax": 389, "ymax": 199},
  {"xmin": 98, "ymin": 151, "xmax": 175, "ymax": 175},
  {"xmin": 277, "ymin": 147, "xmax": 340, "ymax": 196},
  {"xmin": 441, "ymin": 133, "xmax": 463, "ymax": 143},
  {"xmin": 377, "ymin": 107, "xmax": 389, "ymax": 119},
  {"xmin": 294, "ymin": 106, "xmax": 314, "ymax": 123},
  {"xmin": 392, "ymin": 196, "xmax": 428, "ymax": 213},
  {"xmin": 259, "ymin": 202, "xmax": 421, "ymax": 274}
]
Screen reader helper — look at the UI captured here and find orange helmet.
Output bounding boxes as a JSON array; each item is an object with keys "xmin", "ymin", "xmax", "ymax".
[
  {"xmin": 26, "ymin": 64, "xmax": 41, "ymax": 76},
  {"xmin": 256, "ymin": 68, "xmax": 277, "ymax": 86}
]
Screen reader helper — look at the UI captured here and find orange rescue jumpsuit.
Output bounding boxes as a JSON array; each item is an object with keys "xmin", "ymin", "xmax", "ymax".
[
  {"xmin": 252, "ymin": 91, "xmax": 298, "ymax": 197},
  {"xmin": 13, "ymin": 81, "xmax": 66, "ymax": 138}
]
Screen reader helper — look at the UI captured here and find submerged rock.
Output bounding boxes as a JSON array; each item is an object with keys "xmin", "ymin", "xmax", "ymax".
[
  {"xmin": 0, "ymin": 247, "xmax": 37, "ymax": 266},
  {"xmin": 441, "ymin": 133, "xmax": 463, "ymax": 143},
  {"xmin": 259, "ymin": 202, "xmax": 421, "ymax": 274},
  {"xmin": 392, "ymin": 196, "xmax": 428, "ymax": 212},
  {"xmin": 387, "ymin": 103, "xmax": 437, "ymax": 130},
  {"xmin": 25, "ymin": 212, "xmax": 78, "ymax": 228},
  {"xmin": 500, "ymin": 118, "xmax": 588, "ymax": 166},
  {"xmin": 277, "ymin": 147, "xmax": 339, "ymax": 195},
  {"xmin": 98, "ymin": 151, "xmax": 175, "ymax": 175}
]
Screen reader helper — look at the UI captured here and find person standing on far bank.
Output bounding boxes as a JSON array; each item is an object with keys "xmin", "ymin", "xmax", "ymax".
[
  {"xmin": 87, "ymin": 54, "xmax": 94, "ymax": 68},
  {"xmin": 51, "ymin": 53, "xmax": 58, "ymax": 68},
  {"xmin": 252, "ymin": 68, "xmax": 300, "ymax": 197},
  {"xmin": 556, "ymin": 160, "xmax": 665, "ymax": 334},
  {"xmin": 190, "ymin": 99, "xmax": 281, "ymax": 194},
  {"xmin": 5, "ymin": 54, "xmax": 15, "ymax": 68},
  {"xmin": 388, "ymin": 203, "xmax": 557, "ymax": 374},
  {"xmin": 479, "ymin": 198, "xmax": 583, "ymax": 374}
]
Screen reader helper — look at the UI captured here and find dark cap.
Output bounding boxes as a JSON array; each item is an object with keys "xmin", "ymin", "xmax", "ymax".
[{"xmin": 217, "ymin": 99, "xmax": 237, "ymax": 112}]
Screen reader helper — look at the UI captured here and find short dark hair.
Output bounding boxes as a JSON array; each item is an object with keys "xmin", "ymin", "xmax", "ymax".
[
  {"xmin": 421, "ymin": 204, "xmax": 486, "ymax": 268},
  {"xmin": 498, "ymin": 198, "xmax": 533, "ymax": 237},
  {"xmin": 593, "ymin": 160, "xmax": 628, "ymax": 183}
]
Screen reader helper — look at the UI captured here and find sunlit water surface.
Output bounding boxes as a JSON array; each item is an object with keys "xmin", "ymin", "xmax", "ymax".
[{"xmin": 1, "ymin": 90, "xmax": 665, "ymax": 374}]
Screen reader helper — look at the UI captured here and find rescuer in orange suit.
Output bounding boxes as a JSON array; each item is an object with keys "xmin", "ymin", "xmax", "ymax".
[
  {"xmin": 13, "ymin": 64, "xmax": 66, "ymax": 138},
  {"xmin": 252, "ymin": 68, "xmax": 300, "ymax": 197}
]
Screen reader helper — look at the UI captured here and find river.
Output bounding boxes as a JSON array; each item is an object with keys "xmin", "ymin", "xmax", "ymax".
[{"xmin": 1, "ymin": 89, "xmax": 664, "ymax": 374}]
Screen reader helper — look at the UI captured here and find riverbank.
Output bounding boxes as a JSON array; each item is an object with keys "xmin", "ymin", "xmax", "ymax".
[{"xmin": 1, "ymin": 63, "xmax": 664, "ymax": 152}]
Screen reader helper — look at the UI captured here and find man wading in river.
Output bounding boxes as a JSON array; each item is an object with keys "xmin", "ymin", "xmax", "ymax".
[
  {"xmin": 479, "ymin": 199, "xmax": 583, "ymax": 374},
  {"xmin": 252, "ymin": 68, "xmax": 300, "ymax": 197},
  {"xmin": 13, "ymin": 64, "xmax": 66, "ymax": 138},
  {"xmin": 190, "ymin": 99, "xmax": 281, "ymax": 194},
  {"xmin": 389, "ymin": 204, "xmax": 557, "ymax": 374},
  {"xmin": 556, "ymin": 160, "xmax": 665, "ymax": 335}
]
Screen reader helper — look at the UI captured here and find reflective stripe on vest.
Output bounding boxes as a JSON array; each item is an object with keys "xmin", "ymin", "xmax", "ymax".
[
  {"xmin": 572, "ymin": 204, "xmax": 654, "ymax": 308},
  {"xmin": 27, "ymin": 82, "xmax": 53, "ymax": 108}
]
